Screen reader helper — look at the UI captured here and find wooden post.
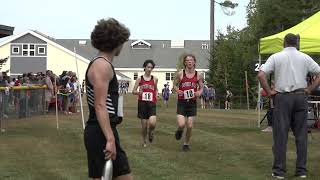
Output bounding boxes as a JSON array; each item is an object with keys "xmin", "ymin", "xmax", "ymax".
[{"xmin": 245, "ymin": 71, "xmax": 249, "ymax": 110}]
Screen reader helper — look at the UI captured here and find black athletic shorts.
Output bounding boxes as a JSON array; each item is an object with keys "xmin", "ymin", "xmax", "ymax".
[
  {"xmin": 84, "ymin": 121, "xmax": 131, "ymax": 178},
  {"xmin": 137, "ymin": 100, "xmax": 156, "ymax": 119},
  {"xmin": 177, "ymin": 100, "xmax": 197, "ymax": 117}
]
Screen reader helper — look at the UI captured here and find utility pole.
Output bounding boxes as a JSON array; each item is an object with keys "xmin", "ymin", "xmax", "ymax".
[
  {"xmin": 210, "ymin": 0, "xmax": 238, "ymax": 60},
  {"xmin": 210, "ymin": 0, "xmax": 215, "ymax": 57}
]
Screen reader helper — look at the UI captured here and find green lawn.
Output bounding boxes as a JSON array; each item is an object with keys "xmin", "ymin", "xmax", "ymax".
[{"xmin": 1, "ymin": 95, "xmax": 320, "ymax": 180}]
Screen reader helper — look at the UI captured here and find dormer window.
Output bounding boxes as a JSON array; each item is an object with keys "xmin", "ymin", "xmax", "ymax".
[
  {"xmin": 201, "ymin": 43, "xmax": 209, "ymax": 49},
  {"xmin": 131, "ymin": 40, "xmax": 151, "ymax": 49}
]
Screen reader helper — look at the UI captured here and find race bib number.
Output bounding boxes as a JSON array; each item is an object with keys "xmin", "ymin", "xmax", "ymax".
[
  {"xmin": 184, "ymin": 89, "xmax": 195, "ymax": 99},
  {"xmin": 142, "ymin": 92, "xmax": 153, "ymax": 101}
]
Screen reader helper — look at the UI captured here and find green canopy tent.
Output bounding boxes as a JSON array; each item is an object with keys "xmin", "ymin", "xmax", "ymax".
[{"xmin": 257, "ymin": 11, "xmax": 320, "ymax": 127}]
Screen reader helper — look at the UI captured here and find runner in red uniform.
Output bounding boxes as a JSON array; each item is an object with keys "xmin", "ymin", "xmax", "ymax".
[
  {"xmin": 132, "ymin": 60, "xmax": 158, "ymax": 147},
  {"xmin": 173, "ymin": 54, "xmax": 204, "ymax": 151}
]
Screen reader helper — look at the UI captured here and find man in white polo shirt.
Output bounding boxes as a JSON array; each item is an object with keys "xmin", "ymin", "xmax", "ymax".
[{"xmin": 258, "ymin": 33, "xmax": 320, "ymax": 179}]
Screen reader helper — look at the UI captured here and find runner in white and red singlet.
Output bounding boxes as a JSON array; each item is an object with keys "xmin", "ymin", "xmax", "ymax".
[
  {"xmin": 173, "ymin": 54, "xmax": 204, "ymax": 151},
  {"xmin": 132, "ymin": 60, "xmax": 158, "ymax": 147}
]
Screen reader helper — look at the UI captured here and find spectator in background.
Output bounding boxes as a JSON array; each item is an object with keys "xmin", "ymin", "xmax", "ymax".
[
  {"xmin": 261, "ymin": 81, "xmax": 275, "ymax": 132},
  {"xmin": 61, "ymin": 76, "xmax": 72, "ymax": 114},
  {"xmin": 45, "ymin": 70, "xmax": 54, "ymax": 112},
  {"xmin": 81, "ymin": 79, "xmax": 85, "ymax": 95},
  {"xmin": 225, "ymin": 88, "xmax": 232, "ymax": 110},
  {"xmin": 125, "ymin": 81, "xmax": 129, "ymax": 94},
  {"xmin": 0, "ymin": 74, "xmax": 4, "ymax": 118},
  {"xmin": 0, "ymin": 74, "xmax": 4, "ymax": 86},
  {"xmin": 200, "ymin": 84, "xmax": 208, "ymax": 109},
  {"xmin": 162, "ymin": 84, "xmax": 170, "ymax": 108},
  {"xmin": 69, "ymin": 76, "xmax": 77, "ymax": 113},
  {"xmin": 8, "ymin": 77, "xmax": 15, "ymax": 106},
  {"xmin": 258, "ymin": 87, "xmax": 268, "ymax": 110},
  {"xmin": 207, "ymin": 85, "xmax": 215, "ymax": 109}
]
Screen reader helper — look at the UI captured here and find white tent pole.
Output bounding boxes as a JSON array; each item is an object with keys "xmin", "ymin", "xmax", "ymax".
[
  {"xmin": 74, "ymin": 47, "xmax": 85, "ymax": 130},
  {"xmin": 257, "ymin": 54, "xmax": 261, "ymax": 128}
]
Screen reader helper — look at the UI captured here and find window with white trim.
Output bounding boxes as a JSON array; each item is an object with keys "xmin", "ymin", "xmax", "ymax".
[
  {"xmin": 22, "ymin": 44, "xmax": 36, "ymax": 56},
  {"xmin": 29, "ymin": 51, "xmax": 35, "ymax": 56},
  {"xmin": 29, "ymin": 44, "xmax": 35, "ymax": 56},
  {"xmin": 22, "ymin": 44, "xmax": 28, "ymax": 56},
  {"xmin": 12, "ymin": 46, "xmax": 20, "ymax": 54},
  {"xmin": 38, "ymin": 47, "xmax": 45, "ymax": 55},
  {"xmin": 166, "ymin": 72, "xmax": 175, "ymax": 81}
]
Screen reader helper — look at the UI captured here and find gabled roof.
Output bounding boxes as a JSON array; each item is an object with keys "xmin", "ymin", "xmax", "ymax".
[
  {"xmin": 116, "ymin": 71, "xmax": 131, "ymax": 81},
  {"xmin": 56, "ymin": 39, "xmax": 210, "ymax": 69},
  {"xmin": 0, "ymin": 30, "xmax": 210, "ymax": 69},
  {"xmin": 55, "ymin": 39, "xmax": 98, "ymax": 61},
  {"xmin": 0, "ymin": 25, "xmax": 14, "ymax": 38},
  {"xmin": 130, "ymin": 39, "xmax": 151, "ymax": 47},
  {"xmin": 0, "ymin": 30, "xmax": 90, "ymax": 64}
]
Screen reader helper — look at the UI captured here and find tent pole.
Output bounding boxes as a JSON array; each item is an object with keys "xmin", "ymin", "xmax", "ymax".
[
  {"xmin": 257, "ymin": 54, "xmax": 261, "ymax": 128},
  {"xmin": 74, "ymin": 47, "xmax": 85, "ymax": 130}
]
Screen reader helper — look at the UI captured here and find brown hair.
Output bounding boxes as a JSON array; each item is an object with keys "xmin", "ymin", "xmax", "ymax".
[
  {"xmin": 91, "ymin": 18, "xmax": 130, "ymax": 52},
  {"xmin": 183, "ymin": 54, "xmax": 196, "ymax": 67}
]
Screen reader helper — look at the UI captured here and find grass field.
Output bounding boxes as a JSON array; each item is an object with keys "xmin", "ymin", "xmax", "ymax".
[{"xmin": 1, "ymin": 95, "xmax": 320, "ymax": 180}]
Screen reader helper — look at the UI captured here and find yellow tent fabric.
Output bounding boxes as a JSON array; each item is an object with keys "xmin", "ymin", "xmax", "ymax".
[{"xmin": 260, "ymin": 11, "xmax": 320, "ymax": 54}]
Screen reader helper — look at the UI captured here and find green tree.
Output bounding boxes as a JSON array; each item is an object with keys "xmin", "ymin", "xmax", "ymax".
[{"xmin": 208, "ymin": 0, "xmax": 320, "ymax": 108}]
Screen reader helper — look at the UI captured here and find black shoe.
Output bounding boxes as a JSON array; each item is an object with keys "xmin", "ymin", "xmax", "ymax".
[
  {"xmin": 175, "ymin": 129, "xmax": 183, "ymax": 140},
  {"xmin": 182, "ymin": 144, "xmax": 190, "ymax": 152},
  {"xmin": 148, "ymin": 131, "xmax": 154, "ymax": 143}
]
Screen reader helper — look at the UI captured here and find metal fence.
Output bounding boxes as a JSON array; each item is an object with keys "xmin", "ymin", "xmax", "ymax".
[{"xmin": 0, "ymin": 86, "xmax": 46, "ymax": 130}]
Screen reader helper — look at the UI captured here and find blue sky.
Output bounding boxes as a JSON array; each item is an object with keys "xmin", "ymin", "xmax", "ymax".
[{"xmin": 1, "ymin": 0, "xmax": 249, "ymax": 40}]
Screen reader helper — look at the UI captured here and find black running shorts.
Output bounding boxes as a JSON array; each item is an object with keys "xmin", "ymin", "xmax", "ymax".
[
  {"xmin": 177, "ymin": 100, "xmax": 197, "ymax": 117},
  {"xmin": 137, "ymin": 100, "xmax": 157, "ymax": 119},
  {"xmin": 84, "ymin": 122, "xmax": 131, "ymax": 178}
]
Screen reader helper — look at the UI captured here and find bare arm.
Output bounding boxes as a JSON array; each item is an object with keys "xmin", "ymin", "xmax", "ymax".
[
  {"xmin": 154, "ymin": 76, "xmax": 158, "ymax": 95},
  {"xmin": 173, "ymin": 71, "xmax": 182, "ymax": 94},
  {"xmin": 132, "ymin": 77, "xmax": 141, "ymax": 95},
  {"xmin": 196, "ymin": 73, "xmax": 204, "ymax": 97},
  {"xmin": 87, "ymin": 58, "xmax": 116, "ymax": 159},
  {"xmin": 257, "ymin": 70, "xmax": 276, "ymax": 96},
  {"xmin": 46, "ymin": 77, "xmax": 53, "ymax": 92}
]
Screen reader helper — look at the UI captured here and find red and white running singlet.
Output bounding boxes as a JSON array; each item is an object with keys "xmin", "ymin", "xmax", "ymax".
[
  {"xmin": 178, "ymin": 70, "xmax": 198, "ymax": 100},
  {"xmin": 138, "ymin": 75, "xmax": 157, "ymax": 103}
]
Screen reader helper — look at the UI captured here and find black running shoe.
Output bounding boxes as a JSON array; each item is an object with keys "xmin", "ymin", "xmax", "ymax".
[
  {"xmin": 182, "ymin": 144, "xmax": 190, "ymax": 152},
  {"xmin": 175, "ymin": 129, "xmax": 183, "ymax": 140}
]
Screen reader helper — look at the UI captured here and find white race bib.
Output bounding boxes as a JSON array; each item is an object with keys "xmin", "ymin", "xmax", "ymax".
[
  {"xmin": 142, "ymin": 92, "xmax": 153, "ymax": 101},
  {"xmin": 183, "ymin": 89, "xmax": 195, "ymax": 99}
]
